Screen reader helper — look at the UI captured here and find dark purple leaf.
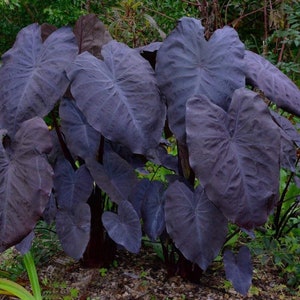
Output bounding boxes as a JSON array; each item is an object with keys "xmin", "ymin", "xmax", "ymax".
[
  {"xmin": 86, "ymin": 159, "xmax": 123, "ymax": 204},
  {"xmin": 56, "ymin": 202, "xmax": 91, "ymax": 260},
  {"xmin": 54, "ymin": 159, "xmax": 93, "ymax": 210},
  {"xmin": 74, "ymin": 14, "xmax": 112, "ymax": 58},
  {"xmin": 136, "ymin": 42, "xmax": 162, "ymax": 69},
  {"xmin": 0, "ymin": 117, "xmax": 53, "ymax": 252},
  {"xmin": 102, "ymin": 200, "xmax": 142, "ymax": 253},
  {"xmin": 86, "ymin": 150, "xmax": 138, "ymax": 204},
  {"xmin": 15, "ymin": 231, "xmax": 35, "ymax": 255},
  {"xmin": 67, "ymin": 40, "xmax": 166, "ymax": 155},
  {"xmin": 59, "ymin": 98, "xmax": 101, "ymax": 160},
  {"xmin": 164, "ymin": 181, "xmax": 228, "ymax": 271},
  {"xmin": 156, "ymin": 17, "xmax": 245, "ymax": 141},
  {"xmin": 270, "ymin": 112, "xmax": 297, "ymax": 171},
  {"xmin": 41, "ymin": 23, "xmax": 57, "ymax": 42},
  {"xmin": 43, "ymin": 193, "xmax": 57, "ymax": 224},
  {"xmin": 147, "ymin": 145, "xmax": 178, "ymax": 172},
  {"xmin": 224, "ymin": 246, "xmax": 253, "ymax": 295},
  {"xmin": 0, "ymin": 24, "xmax": 78, "ymax": 136},
  {"xmin": 105, "ymin": 141, "xmax": 147, "ymax": 171},
  {"xmin": 186, "ymin": 88, "xmax": 281, "ymax": 229},
  {"xmin": 137, "ymin": 42, "xmax": 162, "ymax": 53},
  {"xmin": 271, "ymin": 111, "xmax": 300, "ymax": 147},
  {"xmin": 47, "ymin": 129, "xmax": 65, "ymax": 166},
  {"xmin": 141, "ymin": 181, "xmax": 165, "ymax": 241},
  {"xmin": 245, "ymin": 50, "xmax": 300, "ymax": 116},
  {"xmin": 128, "ymin": 179, "xmax": 151, "ymax": 217}
]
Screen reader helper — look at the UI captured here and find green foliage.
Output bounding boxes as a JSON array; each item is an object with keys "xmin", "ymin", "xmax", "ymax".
[
  {"xmin": 103, "ymin": 0, "xmax": 163, "ymax": 47},
  {"xmin": 265, "ymin": 0, "xmax": 300, "ymax": 84},
  {"xmin": 0, "ymin": 0, "xmax": 299, "ymax": 296},
  {"xmin": 62, "ymin": 288, "xmax": 79, "ymax": 300},
  {"xmin": 0, "ymin": 221, "xmax": 60, "ymax": 282},
  {"xmin": 0, "ymin": 0, "xmax": 50, "ymax": 54},
  {"xmin": 247, "ymin": 162, "xmax": 300, "ymax": 290},
  {"xmin": 249, "ymin": 232, "xmax": 300, "ymax": 290},
  {"xmin": 31, "ymin": 222, "xmax": 61, "ymax": 266},
  {"xmin": 99, "ymin": 267, "xmax": 108, "ymax": 277},
  {"xmin": 0, "ymin": 251, "xmax": 42, "ymax": 300}
]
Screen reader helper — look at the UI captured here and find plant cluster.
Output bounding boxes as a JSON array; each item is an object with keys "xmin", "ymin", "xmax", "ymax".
[{"xmin": 0, "ymin": 10, "xmax": 300, "ymax": 297}]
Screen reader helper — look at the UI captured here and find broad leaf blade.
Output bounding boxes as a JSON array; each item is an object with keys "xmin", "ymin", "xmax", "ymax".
[
  {"xmin": 128, "ymin": 179, "xmax": 151, "ymax": 217},
  {"xmin": 156, "ymin": 17, "xmax": 245, "ymax": 141},
  {"xmin": 86, "ymin": 150, "xmax": 138, "ymax": 204},
  {"xmin": 0, "ymin": 24, "xmax": 78, "ymax": 135},
  {"xmin": 56, "ymin": 202, "xmax": 91, "ymax": 260},
  {"xmin": 224, "ymin": 246, "xmax": 253, "ymax": 295},
  {"xmin": 74, "ymin": 14, "xmax": 112, "ymax": 58},
  {"xmin": 67, "ymin": 40, "xmax": 166, "ymax": 154},
  {"xmin": 59, "ymin": 98, "xmax": 101, "ymax": 160},
  {"xmin": 141, "ymin": 181, "xmax": 165, "ymax": 241},
  {"xmin": 270, "ymin": 112, "xmax": 297, "ymax": 171},
  {"xmin": 245, "ymin": 50, "xmax": 300, "ymax": 116},
  {"xmin": 271, "ymin": 111, "xmax": 300, "ymax": 147},
  {"xmin": 54, "ymin": 159, "xmax": 93, "ymax": 209},
  {"xmin": 102, "ymin": 200, "xmax": 142, "ymax": 253},
  {"xmin": 186, "ymin": 88, "xmax": 280, "ymax": 229},
  {"xmin": 164, "ymin": 181, "xmax": 228, "ymax": 271},
  {"xmin": 0, "ymin": 117, "xmax": 53, "ymax": 252}
]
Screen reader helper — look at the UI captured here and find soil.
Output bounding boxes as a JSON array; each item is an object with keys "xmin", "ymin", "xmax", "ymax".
[{"xmin": 3, "ymin": 246, "xmax": 298, "ymax": 300}]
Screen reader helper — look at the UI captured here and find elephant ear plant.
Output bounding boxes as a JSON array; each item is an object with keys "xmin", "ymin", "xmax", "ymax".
[{"xmin": 0, "ymin": 15, "xmax": 300, "ymax": 296}]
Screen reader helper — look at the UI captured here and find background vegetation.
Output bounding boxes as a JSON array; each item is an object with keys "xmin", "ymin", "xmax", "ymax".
[
  {"xmin": 0, "ymin": 0, "xmax": 299, "ymax": 296},
  {"xmin": 1, "ymin": 0, "xmax": 299, "ymax": 82}
]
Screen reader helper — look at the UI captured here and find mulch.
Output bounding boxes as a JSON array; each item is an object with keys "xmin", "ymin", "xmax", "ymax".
[{"xmin": 22, "ymin": 247, "xmax": 299, "ymax": 300}]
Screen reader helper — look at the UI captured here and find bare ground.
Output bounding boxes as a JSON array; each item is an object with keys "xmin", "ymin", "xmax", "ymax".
[{"xmin": 5, "ymin": 246, "xmax": 298, "ymax": 300}]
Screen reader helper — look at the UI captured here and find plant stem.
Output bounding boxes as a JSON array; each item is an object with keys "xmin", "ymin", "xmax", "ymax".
[
  {"xmin": 276, "ymin": 200, "xmax": 299, "ymax": 239},
  {"xmin": 23, "ymin": 251, "xmax": 42, "ymax": 300},
  {"xmin": 274, "ymin": 156, "xmax": 300, "ymax": 237},
  {"xmin": 51, "ymin": 111, "xmax": 77, "ymax": 170}
]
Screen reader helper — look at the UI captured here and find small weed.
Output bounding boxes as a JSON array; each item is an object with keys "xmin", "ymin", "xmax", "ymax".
[
  {"xmin": 63, "ymin": 288, "xmax": 79, "ymax": 300},
  {"xmin": 139, "ymin": 270, "xmax": 148, "ymax": 279},
  {"xmin": 99, "ymin": 267, "xmax": 108, "ymax": 277},
  {"xmin": 111, "ymin": 260, "xmax": 118, "ymax": 268}
]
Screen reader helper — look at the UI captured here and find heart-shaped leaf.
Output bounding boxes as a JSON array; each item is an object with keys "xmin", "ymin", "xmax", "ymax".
[
  {"xmin": 156, "ymin": 17, "xmax": 245, "ymax": 141},
  {"xmin": 224, "ymin": 246, "xmax": 253, "ymax": 295},
  {"xmin": 141, "ymin": 180, "xmax": 165, "ymax": 241},
  {"xmin": 56, "ymin": 202, "xmax": 91, "ymax": 260},
  {"xmin": 164, "ymin": 181, "xmax": 228, "ymax": 271},
  {"xmin": 54, "ymin": 159, "xmax": 93, "ymax": 210},
  {"xmin": 59, "ymin": 98, "xmax": 101, "ymax": 160},
  {"xmin": 67, "ymin": 40, "xmax": 166, "ymax": 155},
  {"xmin": 186, "ymin": 88, "xmax": 281, "ymax": 229},
  {"xmin": 0, "ymin": 24, "xmax": 78, "ymax": 136},
  {"xmin": 0, "ymin": 117, "xmax": 53, "ymax": 252},
  {"xmin": 86, "ymin": 150, "xmax": 138, "ymax": 205},
  {"xmin": 245, "ymin": 50, "xmax": 300, "ymax": 116},
  {"xmin": 102, "ymin": 200, "xmax": 142, "ymax": 253}
]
